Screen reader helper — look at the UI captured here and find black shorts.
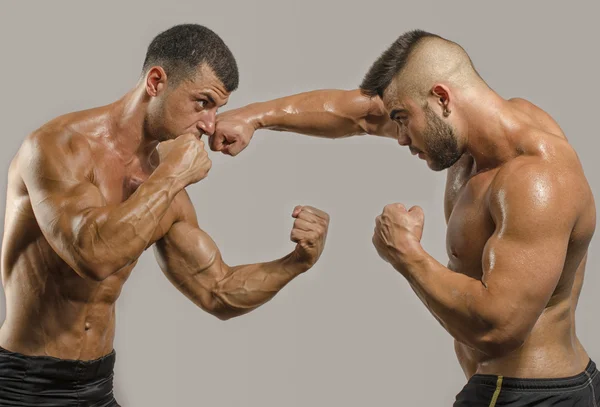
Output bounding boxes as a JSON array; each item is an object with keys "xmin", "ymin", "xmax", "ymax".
[
  {"xmin": 0, "ymin": 345, "xmax": 119, "ymax": 407},
  {"xmin": 454, "ymin": 359, "xmax": 600, "ymax": 406}
]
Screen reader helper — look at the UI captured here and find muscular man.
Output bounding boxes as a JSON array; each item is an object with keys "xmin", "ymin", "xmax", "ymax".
[
  {"xmin": 213, "ymin": 30, "xmax": 598, "ymax": 406},
  {"xmin": 0, "ymin": 24, "xmax": 330, "ymax": 407}
]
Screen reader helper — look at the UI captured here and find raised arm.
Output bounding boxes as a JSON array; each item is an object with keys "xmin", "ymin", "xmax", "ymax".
[
  {"xmin": 212, "ymin": 89, "xmax": 400, "ymax": 156},
  {"xmin": 154, "ymin": 191, "xmax": 330, "ymax": 320},
  {"xmin": 20, "ymin": 131, "xmax": 210, "ymax": 281},
  {"xmin": 372, "ymin": 162, "xmax": 587, "ymax": 357}
]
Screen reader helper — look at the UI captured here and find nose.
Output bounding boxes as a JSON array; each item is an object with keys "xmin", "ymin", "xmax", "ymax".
[
  {"xmin": 197, "ymin": 110, "xmax": 216, "ymax": 136},
  {"xmin": 397, "ymin": 133, "xmax": 411, "ymax": 146}
]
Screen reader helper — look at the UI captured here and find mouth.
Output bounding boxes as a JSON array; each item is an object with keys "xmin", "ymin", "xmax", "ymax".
[{"xmin": 408, "ymin": 146, "xmax": 426, "ymax": 160}]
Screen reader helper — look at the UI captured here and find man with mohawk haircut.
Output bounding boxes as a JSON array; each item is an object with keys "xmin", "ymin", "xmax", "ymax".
[{"xmin": 213, "ymin": 30, "xmax": 599, "ymax": 406}]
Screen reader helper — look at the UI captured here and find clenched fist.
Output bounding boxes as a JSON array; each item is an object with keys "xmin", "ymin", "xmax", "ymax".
[
  {"xmin": 211, "ymin": 110, "xmax": 257, "ymax": 156},
  {"xmin": 289, "ymin": 205, "xmax": 330, "ymax": 269},
  {"xmin": 372, "ymin": 203, "xmax": 425, "ymax": 270},
  {"xmin": 157, "ymin": 133, "xmax": 212, "ymax": 188}
]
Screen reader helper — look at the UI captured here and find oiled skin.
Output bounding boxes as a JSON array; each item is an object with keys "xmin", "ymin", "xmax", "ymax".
[
  {"xmin": 213, "ymin": 90, "xmax": 595, "ymax": 379},
  {"xmin": 0, "ymin": 107, "xmax": 175, "ymax": 360},
  {"xmin": 0, "ymin": 68, "xmax": 330, "ymax": 362},
  {"xmin": 440, "ymin": 99, "xmax": 594, "ymax": 378}
]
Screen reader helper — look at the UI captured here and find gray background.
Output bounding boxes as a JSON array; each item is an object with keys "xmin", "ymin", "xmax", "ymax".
[{"xmin": 1, "ymin": 1, "xmax": 599, "ymax": 406}]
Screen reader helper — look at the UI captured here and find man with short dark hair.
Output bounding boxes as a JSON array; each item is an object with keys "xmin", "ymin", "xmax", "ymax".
[
  {"xmin": 213, "ymin": 30, "xmax": 599, "ymax": 406},
  {"xmin": 0, "ymin": 24, "xmax": 330, "ymax": 407}
]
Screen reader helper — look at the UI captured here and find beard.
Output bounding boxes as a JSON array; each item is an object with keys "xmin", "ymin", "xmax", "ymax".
[{"xmin": 420, "ymin": 104, "xmax": 463, "ymax": 171}]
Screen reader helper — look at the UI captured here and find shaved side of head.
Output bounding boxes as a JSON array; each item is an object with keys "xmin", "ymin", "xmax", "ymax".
[{"xmin": 360, "ymin": 30, "xmax": 485, "ymax": 104}]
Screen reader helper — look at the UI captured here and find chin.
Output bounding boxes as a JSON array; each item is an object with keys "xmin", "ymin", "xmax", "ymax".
[
  {"xmin": 157, "ymin": 132, "xmax": 177, "ymax": 142},
  {"xmin": 426, "ymin": 159, "xmax": 448, "ymax": 172}
]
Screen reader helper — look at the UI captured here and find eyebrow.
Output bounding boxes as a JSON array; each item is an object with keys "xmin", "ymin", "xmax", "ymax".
[
  {"xmin": 200, "ymin": 92, "xmax": 216, "ymax": 105},
  {"xmin": 389, "ymin": 108, "xmax": 408, "ymax": 120},
  {"xmin": 199, "ymin": 91, "xmax": 230, "ymax": 108}
]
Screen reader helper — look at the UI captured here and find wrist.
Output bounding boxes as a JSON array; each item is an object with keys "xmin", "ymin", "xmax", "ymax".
[
  {"xmin": 392, "ymin": 244, "xmax": 429, "ymax": 275},
  {"xmin": 244, "ymin": 101, "xmax": 282, "ymax": 131},
  {"xmin": 281, "ymin": 251, "xmax": 312, "ymax": 275},
  {"xmin": 151, "ymin": 164, "xmax": 186, "ymax": 197}
]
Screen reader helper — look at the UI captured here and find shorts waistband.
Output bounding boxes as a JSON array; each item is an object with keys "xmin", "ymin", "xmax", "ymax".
[
  {"xmin": 468, "ymin": 359, "xmax": 597, "ymax": 391},
  {"xmin": 0, "ymin": 345, "xmax": 116, "ymax": 381}
]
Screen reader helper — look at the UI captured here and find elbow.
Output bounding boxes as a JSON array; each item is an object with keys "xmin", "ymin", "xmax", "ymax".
[
  {"xmin": 74, "ymin": 260, "xmax": 120, "ymax": 282},
  {"xmin": 208, "ymin": 307, "xmax": 239, "ymax": 322},
  {"xmin": 72, "ymin": 238, "xmax": 132, "ymax": 282},
  {"xmin": 72, "ymin": 218, "xmax": 131, "ymax": 281},
  {"xmin": 72, "ymin": 243, "xmax": 128, "ymax": 282},
  {"xmin": 212, "ymin": 311, "xmax": 235, "ymax": 322},
  {"xmin": 205, "ymin": 291, "xmax": 242, "ymax": 321},
  {"xmin": 474, "ymin": 326, "xmax": 527, "ymax": 358}
]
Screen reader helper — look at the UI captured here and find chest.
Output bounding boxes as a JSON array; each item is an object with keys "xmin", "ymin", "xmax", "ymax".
[
  {"xmin": 444, "ymin": 163, "xmax": 497, "ymax": 279},
  {"xmin": 91, "ymin": 155, "xmax": 151, "ymax": 205},
  {"xmin": 89, "ymin": 153, "xmax": 179, "ymax": 246}
]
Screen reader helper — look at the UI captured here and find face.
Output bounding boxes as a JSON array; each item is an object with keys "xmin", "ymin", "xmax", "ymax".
[
  {"xmin": 145, "ymin": 64, "xmax": 230, "ymax": 142},
  {"xmin": 385, "ymin": 92, "xmax": 462, "ymax": 171}
]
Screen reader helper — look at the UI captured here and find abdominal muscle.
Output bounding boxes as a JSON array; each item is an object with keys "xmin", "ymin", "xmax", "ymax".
[{"xmin": 0, "ymin": 242, "xmax": 135, "ymax": 361}]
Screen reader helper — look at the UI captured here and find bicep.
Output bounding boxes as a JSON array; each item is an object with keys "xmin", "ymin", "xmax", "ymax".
[
  {"xmin": 480, "ymin": 170, "xmax": 575, "ymax": 330},
  {"xmin": 20, "ymin": 135, "xmax": 106, "ymax": 268},
  {"xmin": 154, "ymin": 191, "xmax": 229, "ymax": 311},
  {"xmin": 482, "ymin": 227, "xmax": 568, "ymax": 314}
]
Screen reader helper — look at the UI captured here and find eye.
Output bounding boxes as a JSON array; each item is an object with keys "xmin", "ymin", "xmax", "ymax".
[
  {"xmin": 196, "ymin": 99, "xmax": 208, "ymax": 109},
  {"xmin": 396, "ymin": 116, "xmax": 408, "ymax": 126}
]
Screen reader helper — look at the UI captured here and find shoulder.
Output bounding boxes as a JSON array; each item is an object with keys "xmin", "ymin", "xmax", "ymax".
[
  {"xmin": 488, "ymin": 150, "xmax": 587, "ymax": 228},
  {"xmin": 18, "ymin": 120, "xmax": 94, "ymax": 182},
  {"xmin": 508, "ymin": 97, "xmax": 567, "ymax": 139}
]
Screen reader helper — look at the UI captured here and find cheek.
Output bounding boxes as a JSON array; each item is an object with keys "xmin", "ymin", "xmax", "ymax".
[
  {"xmin": 162, "ymin": 102, "xmax": 196, "ymax": 131},
  {"xmin": 407, "ymin": 123, "xmax": 426, "ymax": 146},
  {"xmin": 145, "ymin": 99, "xmax": 165, "ymax": 129},
  {"xmin": 173, "ymin": 100, "xmax": 202, "ymax": 122}
]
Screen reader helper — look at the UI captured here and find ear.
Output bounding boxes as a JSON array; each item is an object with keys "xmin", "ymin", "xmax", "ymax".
[
  {"xmin": 431, "ymin": 84, "xmax": 451, "ymax": 117},
  {"xmin": 145, "ymin": 66, "xmax": 168, "ymax": 97}
]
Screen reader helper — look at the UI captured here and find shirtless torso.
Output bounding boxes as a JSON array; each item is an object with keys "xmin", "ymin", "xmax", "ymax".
[
  {"xmin": 445, "ymin": 98, "xmax": 595, "ymax": 378},
  {"xmin": 0, "ymin": 97, "xmax": 330, "ymax": 362},
  {"xmin": 213, "ymin": 90, "xmax": 596, "ymax": 381},
  {"xmin": 0, "ymin": 107, "xmax": 186, "ymax": 360}
]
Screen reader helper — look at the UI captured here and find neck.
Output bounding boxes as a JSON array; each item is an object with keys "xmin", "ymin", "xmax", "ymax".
[
  {"xmin": 459, "ymin": 87, "xmax": 519, "ymax": 172},
  {"xmin": 107, "ymin": 83, "xmax": 158, "ymax": 163}
]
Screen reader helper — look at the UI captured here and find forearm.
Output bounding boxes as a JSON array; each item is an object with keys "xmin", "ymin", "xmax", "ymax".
[
  {"xmin": 238, "ymin": 89, "xmax": 377, "ymax": 139},
  {"xmin": 156, "ymin": 220, "xmax": 310, "ymax": 320},
  {"xmin": 213, "ymin": 253, "xmax": 308, "ymax": 318},
  {"xmin": 75, "ymin": 166, "xmax": 182, "ymax": 279},
  {"xmin": 396, "ymin": 251, "xmax": 518, "ymax": 356}
]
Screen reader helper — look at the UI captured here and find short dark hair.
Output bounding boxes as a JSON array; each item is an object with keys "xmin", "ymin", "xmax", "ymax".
[
  {"xmin": 360, "ymin": 30, "xmax": 439, "ymax": 98},
  {"xmin": 142, "ymin": 24, "xmax": 239, "ymax": 92}
]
